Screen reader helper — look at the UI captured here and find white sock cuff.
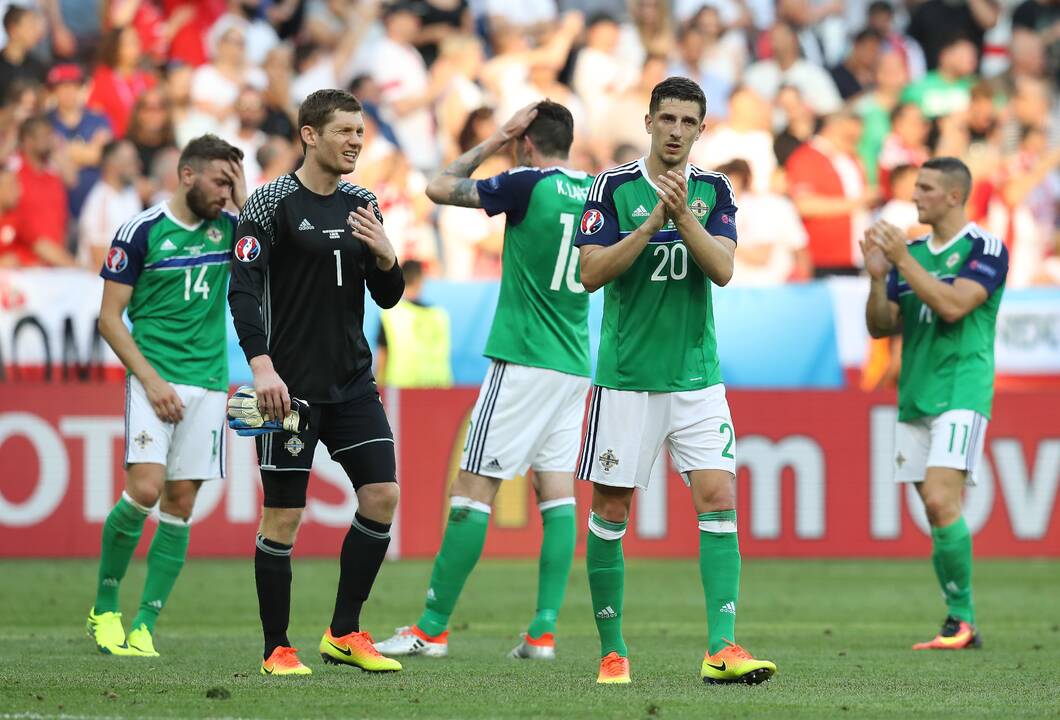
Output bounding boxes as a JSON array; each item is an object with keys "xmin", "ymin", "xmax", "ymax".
[
  {"xmin": 538, "ymin": 497, "xmax": 576, "ymax": 513},
  {"xmin": 698, "ymin": 519, "xmax": 737, "ymax": 533},
  {"xmin": 158, "ymin": 511, "xmax": 190, "ymax": 526},
  {"xmin": 121, "ymin": 491, "xmax": 152, "ymax": 515},
  {"xmin": 588, "ymin": 512, "xmax": 627, "ymax": 541},
  {"xmin": 450, "ymin": 496, "xmax": 492, "ymax": 515}
]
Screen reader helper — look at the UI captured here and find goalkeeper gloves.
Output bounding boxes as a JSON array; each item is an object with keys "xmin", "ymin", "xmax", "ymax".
[{"xmin": 227, "ymin": 385, "xmax": 310, "ymax": 437}]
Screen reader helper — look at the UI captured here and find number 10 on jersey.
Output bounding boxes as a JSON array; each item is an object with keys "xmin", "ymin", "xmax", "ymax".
[{"xmin": 551, "ymin": 213, "xmax": 584, "ymax": 293}]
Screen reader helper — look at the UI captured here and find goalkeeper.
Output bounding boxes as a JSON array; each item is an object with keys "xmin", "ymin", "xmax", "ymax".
[
  {"xmin": 226, "ymin": 88, "xmax": 405, "ymax": 677},
  {"xmin": 87, "ymin": 135, "xmax": 246, "ymax": 658}
]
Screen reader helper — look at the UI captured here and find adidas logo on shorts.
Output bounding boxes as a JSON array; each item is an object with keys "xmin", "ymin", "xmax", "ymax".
[
  {"xmin": 298, "ymin": 218, "xmax": 315, "ymax": 231},
  {"xmin": 484, "ymin": 458, "xmax": 502, "ymax": 472},
  {"xmin": 596, "ymin": 606, "xmax": 617, "ymax": 619}
]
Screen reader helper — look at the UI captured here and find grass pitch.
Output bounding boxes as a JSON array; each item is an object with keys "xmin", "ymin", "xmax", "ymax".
[{"xmin": 0, "ymin": 557, "xmax": 1058, "ymax": 719}]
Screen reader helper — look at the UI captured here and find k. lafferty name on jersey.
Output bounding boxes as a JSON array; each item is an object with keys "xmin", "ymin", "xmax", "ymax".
[{"xmin": 555, "ymin": 179, "xmax": 588, "ymax": 201}]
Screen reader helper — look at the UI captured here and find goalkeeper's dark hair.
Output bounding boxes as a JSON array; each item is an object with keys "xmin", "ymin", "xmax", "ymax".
[
  {"xmin": 298, "ymin": 88, "xmax": 362, "ymax": 152},
  {"xmin": 523, "ymin": 100, "xmax": 574, "ymax": 158},
  {"xmin": 402, "ymin": 259, "xmax": 425, "ymax": 285},
  {"xmin": 922, "ymin": 156, "xmax": 972, "ymax": 202},
  {"xmin": 178, "ymin": 134, "xmax": 243, "ymax": 173},
  {"xmin": 649, "ymin": 76, "xmax": 707, "ymax": 120}
]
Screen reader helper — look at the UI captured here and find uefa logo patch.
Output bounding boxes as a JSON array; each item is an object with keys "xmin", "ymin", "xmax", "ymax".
[
  {"xmin": 105, "ymin": 247, "xmax": 128, "ymax": 273},
  {"xmin": 580, "ymin": 209, "xmax": 604, "ymax": 235},
  {"xmin": 235, "ymin": 236, "xmax": 261, "ymax": 262}
]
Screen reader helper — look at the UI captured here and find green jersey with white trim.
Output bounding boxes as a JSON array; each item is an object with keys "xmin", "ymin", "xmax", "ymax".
[
  {"xmin": 886, "ymin": 222, "xmax": 1009, "ymax": 421},
  {"xmin": 100, "ymin": 203, "xmax": 235, "ymax": 391},
  {"xmin": 474, "ymin": 166, "xmax": 595, "ymax": 377},
  {"xmin": 573, "ymin": 158, "xmax": 738, "ymax": 392}
]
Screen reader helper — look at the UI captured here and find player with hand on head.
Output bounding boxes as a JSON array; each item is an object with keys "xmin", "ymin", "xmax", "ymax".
[
  {"xmin": 88, "ymin": 135, "xmax": 246, "ymax": 657},
  {"xmin": 574, "ymin": 77, "xmax": 776, "ymax": 685},
  {"xmin": 863, "ymin": 157, "xmax": 1008, "ymax": 651},
  {"xmin": 374, "ymin": 101, "xmax": 593, "ymax": 661},
  {"xmin": 228, "ymin": 89, "xmax": 405, "ymax": 677}
]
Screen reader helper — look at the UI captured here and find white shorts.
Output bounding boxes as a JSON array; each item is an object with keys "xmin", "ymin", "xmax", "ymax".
[
  {"xmin": 124, "ymin": 375, "xmax": 227, "ymax": 481},
  {"xmin": 577, "ymin": 384, "xmax": 736, "ymax": 490},
  {"xmin": 894, "ymin": 408, "xmax": 988, "ymax": 486},
  {"xmin": 460, "ymin": 360, "xmax": 591, "ymax": 480}
]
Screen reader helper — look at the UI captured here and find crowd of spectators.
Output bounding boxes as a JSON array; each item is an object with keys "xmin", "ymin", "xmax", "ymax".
[{"xmin": 0, "ymin": 0, "xmax": 1057, "ymax": 287}]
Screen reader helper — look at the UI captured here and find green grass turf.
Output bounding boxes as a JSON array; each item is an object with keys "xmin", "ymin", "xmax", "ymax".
[{"xmin": 0, "ymin": 558, "xmax": 1058, "ymax": 719}]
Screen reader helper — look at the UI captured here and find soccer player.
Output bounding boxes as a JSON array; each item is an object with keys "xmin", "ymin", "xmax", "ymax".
[
  {"xmin": 863, "ymin": 157, "xmax": 1008, "ymax": 650},
  {"xmin": 574, "ymin": 77, "xmax": 776, "ymax": 685},
  {"xmin": 87, "ymin": 135, "xmax": 246, "ymax": 657},
  {"xmin": 228, "ymin": 89, "xmax": 405, "ymax": 676},
  {"xmin": 374, "ymin": 101, "xmax": 593, "ymax": 661}
]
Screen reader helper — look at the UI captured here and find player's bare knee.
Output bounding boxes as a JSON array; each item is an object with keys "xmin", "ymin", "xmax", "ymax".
[
  {"xmin": 590, "ymin": 485, "xmax": 632, "ymax": 523},
  {"xmin": 357, "ymin": 482, "xmax": 399, "ymax": 523},
  {"xmin": 689, "ymin": 470, "xmax": 736, "ymax": 513},
  {"xmin": 451, "ymin": 470, "xmax": 500, "ymax": 506},
  {"xmin": 125, "ymin": 464, "xmax": 165, "ymax": 508},
  {"xmin": 922, "ymin": 492, "xmax": 959, "ymax": 527},
  {"xmin": 159, "ymin": 480, "xmax": 201, "ymax": 520}
]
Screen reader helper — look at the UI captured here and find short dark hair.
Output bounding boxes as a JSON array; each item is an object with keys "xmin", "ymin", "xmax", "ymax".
[
  {"xmin": 2, "ymin": 5, "xmax": 29, "ymax": 33},
  {"xmin": 17, "ymin": 115, "xmax": 50, "ymax": 142},
  {"xmin": 100, "ymin": 139, "xmax": 131, "ymax": 166},
  {"xmin": 921, "ymin": 156, "xmax": 972, "ymax": 202},
  {"xmin": 586, "ymin": 12, "xmax": 618, "ymax": 29},
  {"xmin": 853, "ymin": 28, "xmax": 883, "ymax": 45},
  {"xmin": 402, "ymin": 259, "xmax": 425, "ymax": 284},
  {"xmin": 649, "ymin": 76, "xmax": 707, "ymax": 120},
  {"xmin": 524, "ymin": 100, "xmax": 574, "ymax": 158},
  {"xmin": 889, "ymin": 101, "xmax": 919, "ymax": 124},
  {"xmin": 889, "ymin": 163, "xmax": 918, "ymax": 187},
  {"xmin": 714, "ymin": 158, "xmax": 751, "ymax": 187},
  {"xmin": 867, "ymin": 1, "xmax": 893, "ymax": 16},
  {"xmin": 297, "ymin": 89, "xmax": 362, "ymax": 152},
  {"xmin": 178, "ymin": 134, "xmax": 243, "ymax": 172}
]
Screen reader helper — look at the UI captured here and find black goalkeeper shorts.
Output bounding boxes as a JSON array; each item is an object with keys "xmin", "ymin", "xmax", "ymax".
[{"xmin": 256, "ymin": 393, "xmax": 396, "ymax": 508}]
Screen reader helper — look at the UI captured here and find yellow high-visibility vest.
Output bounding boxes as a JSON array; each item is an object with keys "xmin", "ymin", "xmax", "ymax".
[{"xmin": 379, "ymin": 299, "xmax": 453, "ymax": 388}]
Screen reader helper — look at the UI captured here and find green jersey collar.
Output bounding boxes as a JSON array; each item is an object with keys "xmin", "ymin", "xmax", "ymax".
[{"xmin": 163, "ymin": 201, "xmax": 205, "ymax": 232}]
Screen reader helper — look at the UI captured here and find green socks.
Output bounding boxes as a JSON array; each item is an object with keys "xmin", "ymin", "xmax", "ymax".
[
  {"xmin": 132, "ymin": 513, "xmax": 191, "ymax": 632},
  {"xmin": 699, "ymin": 510, "xmax": 741, "ymax": 655},
  {"xmin": 527, "ymin": 499, "xmax": 576, "ymax": 638},
  {"xmin": 94, "ymin": 493, "xmax": 149, "ymax": 613},
  {"xmin": 416, "ymin": 497, "xmax": 490, "ymax": 637},
  {"xmin": 586, "ymin": 512, "xmax": 627, "ymax": 657},
  {"xmin": 931, "ymin": 516, "xmax": 975, "ymax": 623}
]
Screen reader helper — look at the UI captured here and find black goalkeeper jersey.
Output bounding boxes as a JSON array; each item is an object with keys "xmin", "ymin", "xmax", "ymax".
[{"xmin": 228, "ymin": 173, "xmax": 404, "ymax": 404}]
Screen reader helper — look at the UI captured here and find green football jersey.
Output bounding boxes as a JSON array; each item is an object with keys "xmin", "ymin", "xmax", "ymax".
[
  {"xmin": 887, "ymin": 222, "xmax": 1009, "ymax": 421},
  {"xmin": 573, "ymin": 159, "xmax": 739, "ymax": 392},
  {"xmin": 474, "ymin": 166, "xmax": 595, "ymax": 376},
  {"xmin": 100, "ymin": 203, "xmax": 235, "ymax": 391}
]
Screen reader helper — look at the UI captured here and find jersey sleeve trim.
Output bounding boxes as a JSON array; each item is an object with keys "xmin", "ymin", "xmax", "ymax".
[
  {"xmin": 99, "ymin": 205, "xmax": 164, "ymax": 284},
  {"xmin": 338, "ymin": 181, "xmax": 384, "ymax": 223},
  {"xmin": 958, "ymin": 226, "xmax": 1009, "ymax": 296}
]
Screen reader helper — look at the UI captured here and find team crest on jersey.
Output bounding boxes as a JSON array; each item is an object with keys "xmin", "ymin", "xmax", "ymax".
[
  {"xmin": 580, "ymin": 209, "xmax": 605, "ymax": 235},
  {"xmin": 206, "ymin": 227, "xmax": 223, "ymax": 243},
  {"xmin": 599, "ymin": 448, "xmax": 619, "ymax": 472},
  {"xmin": 235, "ymin": 236, "xmax": 261, "ymax": 262},
  {"xmin": 285, "ymin": 436, "xmax": 304, "ymax": 456},
  {"xmin": 945, "ymin": 251, "xmax": 961, "ymax": 269},
  {"xmin": 689, "ymin": 198, "xmax": 709, "ymax": 218},
  {"xmin": 105, "ymin": 247, "xmax": 128, "ymax": 273}
]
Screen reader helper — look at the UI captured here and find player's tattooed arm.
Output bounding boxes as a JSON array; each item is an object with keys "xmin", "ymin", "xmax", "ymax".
[{"xmin": 426, "ymin": 102, "xmax": 540, "ymax": 208}]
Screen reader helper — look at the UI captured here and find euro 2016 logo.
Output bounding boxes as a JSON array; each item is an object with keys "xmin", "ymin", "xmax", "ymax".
[
  {"xmin": 235, "ymin": 236, "xmax": 261, "ymax": 263},
  {"xmin": 105, "ymin": 247, "xmax": 128, "ymax": 273},
  {"xmin": 580, "ymin": 209, "xmax": 604, "ymax": 235}
]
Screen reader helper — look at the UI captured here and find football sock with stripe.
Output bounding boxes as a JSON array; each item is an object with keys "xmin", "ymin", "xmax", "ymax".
[
  {"xmin": 132, "ymin": 512, "xmax": 190, "ymax": 632},
  {"xmin": 699, "ymin": 510, "xmax": 741, "ymax": 655},
  {"xmin": 94, "ymin": 492, "xmax": 150, "ymax": 614},
  {"xmin": 330, "ymin": 513, "xmax": 391, "ymax": 637},
  {"xmin": 586, "ymin": 512, "xmax": 627, "ymax": 657},
  {"xmin": 255, "ymin": 534, "xmax": 293, "ymax": 659},
  {"xmin": 527, "ymin": 498, "xmax": 576, "ymax": 638},
  {"xmin": 931, "ymin": 516, "xmax": 975, "ymax": 624},
  {"xmin": 416, "ymin": 497, "xmax": 490, "ymax": 637}
]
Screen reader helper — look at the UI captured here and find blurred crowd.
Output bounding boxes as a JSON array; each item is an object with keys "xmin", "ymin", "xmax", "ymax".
[{"xmin": 0, "ymin": 0, "xmax": 1056, "ymax": 286}]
